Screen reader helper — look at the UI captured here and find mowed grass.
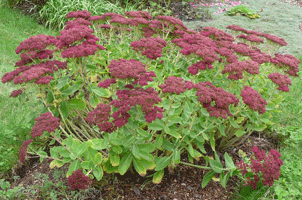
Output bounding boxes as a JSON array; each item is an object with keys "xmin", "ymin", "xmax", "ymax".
[
  {"xmin": 0, "ymin": 0, "xmax": 302, "ymax": 199},
  {"xmin": 0, "ymin": 3, "xmax": 59, "ymax": 177}
]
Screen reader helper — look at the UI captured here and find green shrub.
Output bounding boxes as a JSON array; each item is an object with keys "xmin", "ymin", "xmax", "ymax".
[{"xmin": 1, "ymin": 10, "xmax": 299, "ymax": 190}]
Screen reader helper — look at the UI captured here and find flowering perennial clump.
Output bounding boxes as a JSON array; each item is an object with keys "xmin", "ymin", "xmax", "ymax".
[
  {"xmin": 268, "ymin": 72, "xmax": 292, "ymax": 92},
  {"xmin": 236, "ymin": 146, "xmax": 283, "ymax": 189},
  {"xmin": 194, "ymin": 82, "xmax": 239, "ymax": 119},
  {"xmin": 31, "ymin": 112, "xmax": 60, "ymax": 139},
  {"xmin": 241, "ymin": 86, "xmax": 267, "ymax": 114},
  {"xmin": 68, "ymin": 169, "xmax": 93, "ymax": 190},
  {"xmin": 130, "ymin": 37, "xmax": 167, "ymax": 60},
  {"xmin": 159, "ymin": 76, "xmax": 194, "ymax": 94},
  {"xmin": 3, "ymin": 9, "xmax": 301, "ymax": 189}
]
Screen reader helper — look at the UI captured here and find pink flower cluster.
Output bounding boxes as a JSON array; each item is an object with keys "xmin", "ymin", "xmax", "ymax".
[
  {"xmin": 15, "ymin": 50, "xmax": 53, "ymax": 67},
  {"xmin": 9, "ymin": 89, "xmax": 23, "ymax": 98},
  {"xmin": 215, "ymin": 46, "xmax": 238, "ymax": 63},
  {"xmin": 156, "ymin": 15, "xmax": 187, "ymax": 30},
  {"xmin": 226, "ymin": 25, "xmax": 288, "ymax": 46},
  {"xmin": 270, "ymin": 53, "xmax": 300, "ymax": 77},
  {"xmin": 2, "ymin": 61, "xmax": 67, "ymax": 85},
  {"xmin": 222, "ymin": 60, "xmax": 260, "ymax": 80},
  {"xmin": 66, "ymin": 10, "xmax": 92, "ymax": 19},
  {"xmin": 248, "ymin": 49, "xmax": 271, "ymax": 64},
  {"xmin": 236, "ymin": 146, "xmax": 283, "ymax": 189},
  {"xmin": 15, "ymin": 34, "xmax": 57, "ymax": 54},
  {"xmin": 268, "ymin": 73, "xmax": 292, "ymax": 92},
  {"xmin": 86, "ymin": 103, "xmax": 115, "ymax": 133},
  {"xmin": 237, "ymin": 34, "xmax": 264, "ymax": 43},
  {"xmin": 110, "ymin": 87, "xmax": 162, "ymax": 123},
  {"xmin": 107, "ymin": 59, "xmax": 156, "ymax": 86},
  {"xmin": 130, "ymin": 37, "xmax": 167, "ymax": 60},
  {"xmin": 159, "ymin": 76, "xmax": 194, "ymax": 94},
  {"xmin": 64, "ymin": 18, "xmax": 93, "ymax": 30},
  {"xmin": 97, "ymin": 78, "xmax": 116, "ymax": 88},
  {"xmin": 194, "ymin": 82, "xmax": 239, "ymax": 119},
  {"xmin": 57, "ymin": 24, "xmax": 105, "ymax": 58},
  {"xmin": 188, "ymin": 61, "xmax": 214, "ymax": 75},
  {"xmin": 172, "ymin": 32, "xmax": 219, "ymax": 63},
  {"xmin": 202, "ymin": 27, "xmax": 235, "ymax": 42},
  {"xmin": 68, "ymin": 169, "xmax": 93, "ymax": 190},
  {"xmin": 31, "ymin": 112, "xmax": 61, "ymax": 139},
  {"xmin": 229, "ymin": 42, "xmax": 250, "ymax": 56},
  {"xmin": 241, "ymin": 86, "xmax": 267, "ymax": 114},
  {"xmin": 19, "ymin": 139, "xmax": 33, "ymax": 163}
]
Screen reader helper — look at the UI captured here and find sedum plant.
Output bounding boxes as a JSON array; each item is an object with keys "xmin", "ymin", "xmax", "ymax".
[{"xmin": 1, "ymin": 10, "xmax": 299, "ymax": 190}]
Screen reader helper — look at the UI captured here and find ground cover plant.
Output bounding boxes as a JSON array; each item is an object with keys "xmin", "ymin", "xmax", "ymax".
[
  {"xmin": 2, "ymin": 6, "xmax": 300, "ymax": 195},
  {"xmin": 226, "ymin": 4, "xmax": 260, "ymax": 19}
]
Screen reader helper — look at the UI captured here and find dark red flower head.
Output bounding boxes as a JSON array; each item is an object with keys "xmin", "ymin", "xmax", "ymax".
[
  {"xmin": 222, "ymin": 60, "xmax": 260, "ymax": 80},
  {"xmin": 226, "ymin": 25, "xmax": 247, "ymax": 32},
  {"xmin": 98, "ymin": 78, "xmax": 116, "ymax": 88},
  {"xmin": 15, "ymin": 35, "xmax": 57, "ymax": 54},
  {"xmin": 68, "ymin": 169, "xmax": 93, "ymax": 191},
  {"xmin": 194, "ymin": 82, "xmax": 239, "ymax": 119},
  {"xmin": 66, "ymin": 10, "xmax": 91, "ymax": 19},
  {"xmin": 241, "ymin": 86, "xmax": 267, "ymax": 114},
  {"xmin": 270, "ymin": 53, "xmax": 300, "ymax": 77},
  {"xmin": 19, "ymin": 139, "xmax": 33, "ymax": 163},
  {"xmin": 9, "ymin": 89, "xmax": 23, "ymax": 98},
  {"xmin": 31, "ymin": 112, "xmax": 60, "ymax": 139},
  {"xmin": 107, "ymin": 59, "xmax": 148, "ymax": 81},
  {"xmin": 64, "ymin": 18, "xmax": 93, "ymax": 30},
  {"xmin": 268, "ymin": 73, "xmax": 292, "ymax": 92},
  {"xmin": 110, "ymin": 87, "xmax": 162, "ymax": 124},
  {"xmin": 159, "ymin": 76, "xmax": 194, "ymax": 95},
  {"xmin": 86, "ymin": 103, "xmax": 115, "ymax": 133},
  {"xmin": 130, "ymin": 37, "xmax": 167, "ymax": 60}
]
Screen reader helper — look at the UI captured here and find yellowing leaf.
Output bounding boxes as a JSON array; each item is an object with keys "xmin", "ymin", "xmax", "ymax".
[
  {"xmin": 152, "ymin": 170, "xmax": 164, "ymax": 184},
  {"xmin": 212, "ymin": 177, "xmax": 220, "ymax": 182}
]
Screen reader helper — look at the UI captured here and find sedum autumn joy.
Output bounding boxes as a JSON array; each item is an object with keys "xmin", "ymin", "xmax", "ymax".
[{"xmin": 2, "ymin": 10, "xmax": 297, "ymax": 189}]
